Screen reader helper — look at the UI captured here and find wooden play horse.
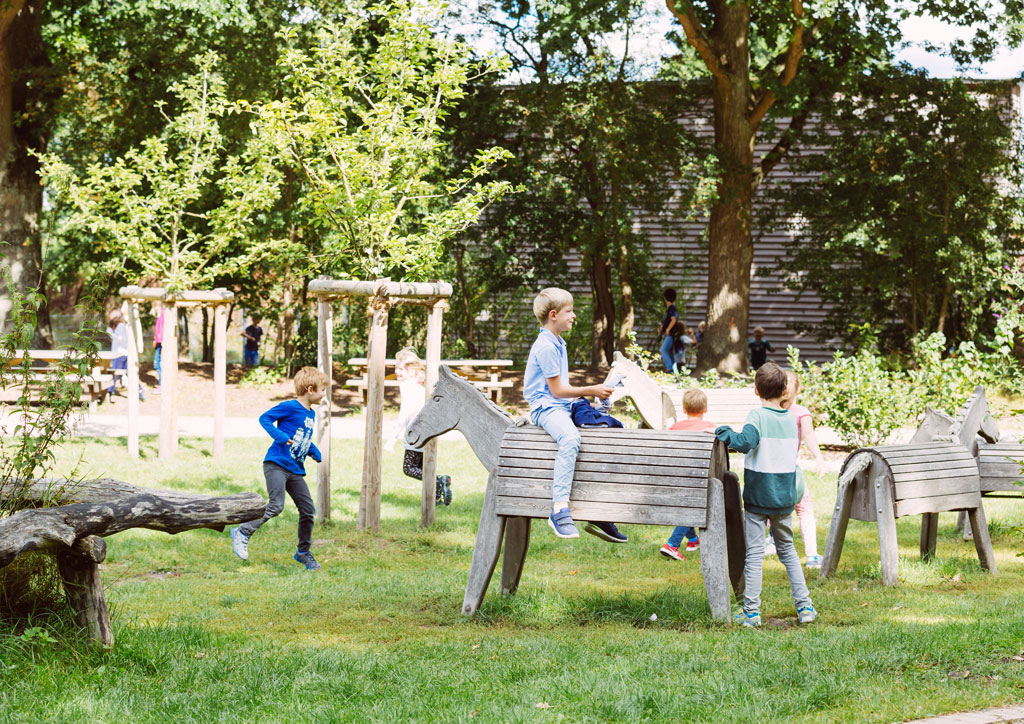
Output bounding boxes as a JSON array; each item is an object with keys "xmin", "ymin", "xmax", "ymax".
[
  {"xmin": 820, "ymin": 387, "xmax": 998, "ymax": 584},
  {"xmin": 406, "ymin": 366, "xmax": 745, "ymax": 622}
]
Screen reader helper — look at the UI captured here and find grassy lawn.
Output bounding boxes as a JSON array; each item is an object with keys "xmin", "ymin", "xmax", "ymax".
[{"xmin": 2, "ymin": 435, "xmax": 1024, "ymax": 723}]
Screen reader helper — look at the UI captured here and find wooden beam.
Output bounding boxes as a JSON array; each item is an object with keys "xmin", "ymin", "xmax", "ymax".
[
  {"xmin": 316, "ymin": 298, "xmax": 333, "ymax": 523},
  {"xmin": 123, "ymin": 302, "xmax": 141, "ymax": 458},
  {"xmin": 358, "ymin": 295, "xmax": 390, "ymax": 531},
  {"xmin": 307, "ymin": 279, "xmax": 453, "ymax": 300},
  {"xmin": 119, "ymin": 286, "xmax": 235, "ymax": 304},
  {"xmin": 213, "ymin": 304, "xmax": 227, "ymax": 457},
  {"xmin": 420, "ymin": 300, "xmax": 446, "ymax": 527}
]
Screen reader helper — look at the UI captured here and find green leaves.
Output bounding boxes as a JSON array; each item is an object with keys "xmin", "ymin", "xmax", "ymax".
[{"xmin": 250, "ymin": 0, "xmax": 514, "ymax": 280}]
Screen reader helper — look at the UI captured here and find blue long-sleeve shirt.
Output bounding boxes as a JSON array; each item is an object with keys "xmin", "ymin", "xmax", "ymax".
[{"xmin": 259, "ymin": 400, "xmax": 322, "ymax": 476}]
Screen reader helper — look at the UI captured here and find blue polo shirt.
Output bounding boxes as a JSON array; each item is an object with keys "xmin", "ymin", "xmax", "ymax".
[{"xmin": 524, "ymin": 327, "xmax": 572, "ymax": 413}]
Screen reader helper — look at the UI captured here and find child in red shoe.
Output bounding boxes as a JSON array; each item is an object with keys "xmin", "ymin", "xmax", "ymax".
[{"xmin": 659, "ymin": 388, "xmax": 715, "ymax": 561}]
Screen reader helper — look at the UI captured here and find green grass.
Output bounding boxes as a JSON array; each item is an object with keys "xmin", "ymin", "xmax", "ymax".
[{"xmin": 3, "ymin": 436, "xmax": 1024, "ymax": 723}]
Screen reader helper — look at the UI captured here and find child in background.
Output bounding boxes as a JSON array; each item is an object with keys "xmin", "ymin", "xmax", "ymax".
[
  {"xmin": 748, "ymin": 327, "xmax": 774, "ymax": 371},
  {"xmin": 659, "ymin": 388, "xmax": 712, "ymax": 560},
  {"xmin": 230, "ymin": 366, "xmax": 326, "ymax": 570},
  {"xmin": 384, "ymin": 347, "xmax": 452, "ymax": 506},
  {"xmin": 715, "ymin": 362, "xmax": 815, "ymax": 627},
  {"xmin": 659, "ymin": 288, "xmax": 680, "ymax": 374},
  {"xmin": 781, "ymin": 370, "xmax": 825, "ymax": 568},
  {"xmin": 152, "ymin": 302, "xmax": 164, "ymax": 393},
  {"xmin": 105, "ymin": 309, "xmax": 144, "ymax": 402}
]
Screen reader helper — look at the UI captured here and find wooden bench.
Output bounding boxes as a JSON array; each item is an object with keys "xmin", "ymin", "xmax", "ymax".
[
  {"xmin": 605, "ymin": 351, "xmax": 758, "ymax": 430},
  {"xmin": 4, "ymin": 350, "xmax": 123, "ymax": 411},
  {"xmin": 977, "ymin": 442, "xmax": 1024, "ymax": 495},
  {"xmin": 345, "ymin": 357, "xmax": 513, "ymax": 403},
  {"xmin": 405, "ymin": 366, "xmax": 746, "ymax": 622},
  {"xmin": 820, "ymin": 388, "xmax": 998, "ymax": 585}
]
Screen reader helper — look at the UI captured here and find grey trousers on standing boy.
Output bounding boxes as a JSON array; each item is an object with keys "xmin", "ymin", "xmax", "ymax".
[{"xmin": 742, "ymin": 510, "xmax": 812, "ymax": 614}]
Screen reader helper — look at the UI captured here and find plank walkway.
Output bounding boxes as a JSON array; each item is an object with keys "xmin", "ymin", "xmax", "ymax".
[{"xmin": 905, "ymin": 704, "xmax": 1024, "ymax": 723}]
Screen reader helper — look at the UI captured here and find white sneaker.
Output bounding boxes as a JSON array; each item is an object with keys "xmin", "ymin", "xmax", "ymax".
[
  {"xmin": 805, "ymin": 555, "xmax": 823, "ymax": 569},
  {"xmin": 231, "ymin": 527, "xmax": 249, "ymax": 560}
]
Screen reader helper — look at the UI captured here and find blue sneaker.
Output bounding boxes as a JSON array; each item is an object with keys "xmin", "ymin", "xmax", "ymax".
[
  {"xmin": 797, "ymin": 605, "xmax": 816, "ymax": 624},
  {"xmin": 584, "ymin": 521, "xmax": 628, "ymax": 543},
  {"xmin": 230, "ymin": 527, "xmax": 249, "ymax": 561},
  {"xmin": 294, "ymin": 550, "xmax": 321, "ymax": 571},
  {"xmin": 735, "ymin": 609, "xmax": 762, "ymax": 627},
  {"xmin": 548, "ymin": 507, "xmax": 579, "ymax": 538}
]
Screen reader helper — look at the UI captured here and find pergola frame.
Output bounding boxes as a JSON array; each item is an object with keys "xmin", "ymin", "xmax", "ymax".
[
  {"xmin": 308, "ymin": 278, "xmax": 452, "ymax": 531},
  {"xmin": 118, "ymin": 285, "xmax": 234, "ymax": 460}
]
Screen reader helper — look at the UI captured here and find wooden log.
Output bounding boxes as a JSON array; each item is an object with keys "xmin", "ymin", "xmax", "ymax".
[
  {"xmin": 2, "ymin": 476, "xmax": 252, "ymax": 508},
  {"xmin": 358, "ymin": 294, "xmax": 389, "ymax": 532},
  {"xmin": 213, "ymin": 303, "xmax": 227, "ymax": 457},
  {"xmin": 119, "ymin": 286, "xmax": 235, "ymax": 304},
  {"xmin": 124, "ymin": 302, "xmax": 141, "ymax": 458},
  {"xmin": 499, "ymin": 516, "xmax": 531, "ymax": 596},
  {"xmin": 316, "ymin": 297, "xmax": 333, "ymax": 523},
  {"xmin": 0, "ymin": 491, "xmax": 265, "ymax": 568},
  {"xmin": 56, "ymin": 547, "xmax": 112, "ymax": 647},
  {"xmin": 874, "ymin": 463, "xmax": 900, "ymax": 586},
  {"xmin": 420, "ymin": 301, "xmax": 444, "ymax": 528},
  {"xmin": 699, "ymin": 477, "xmax": 730, "ymax": 623},
  {"xmin": 462, "ymin": 473, "xmax": 506, "ymax": 615},
  {"xmin": 307, "ymin": 279, "xmax": 453, "ymax": 300},
  {"xmin": 159, "ymin": 302, "xmax": 177, "ymax": 459}
]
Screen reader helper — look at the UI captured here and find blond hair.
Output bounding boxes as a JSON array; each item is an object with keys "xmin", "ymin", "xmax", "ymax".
[
  {"xmin": 781, "ymin": 370, "xmax": 801, "ymax": 406},
  {"xmin": 293, "ymin": 366, "xmax": 328, "ymax": 396},
  {"xmin": 533, "ymin": 287, "xmax": 573, "ymax": 324},
  {"xmin": 682, "ymin": 388, "xmax": 708, "ymax": 415},
  {"xmin": 396, "ymin": 347, "xmax": 420, "ymax": 365},
  {"xmin": 753, "ymin": 326, "xmax": 765, "ymax": 337}
]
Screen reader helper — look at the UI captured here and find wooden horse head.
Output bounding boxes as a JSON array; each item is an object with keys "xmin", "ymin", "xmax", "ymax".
[
  {"xmin": 605, "ymin": 351, "xmax": 677, "ymax": 429},
  {"xmin": 948, "ymin": 386, "xmax": 1000, "ymax": 454}
]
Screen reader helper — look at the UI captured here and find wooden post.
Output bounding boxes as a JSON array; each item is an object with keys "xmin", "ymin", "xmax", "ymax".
[
  {"xmin": 420, "ymin": 300, "xmax": 445, "ymax": 527},
  {"xmin": 123, "ymin": 302, "xmax": 141, "ymax": 458},
  {"xmin": 316, "ymin": 298, "xmax": 333, "ymax": 523},
  {"xmin": 358, "ymin": 293, "xmax": 390, "ymax": 532},
  {"xmin": 55, "ymin": 536, "xmax": 112, "ymax": 647},
  {"xmin": 874, "ymin": 462, "xmax": 900, "ymax": 586},
  {"xmin": 159, "ymin": 301, "xmax": 178, "ymax": 459},
  {"xmin": 213, "ymin": 302, "xmax": 227, "ymax": 457}
]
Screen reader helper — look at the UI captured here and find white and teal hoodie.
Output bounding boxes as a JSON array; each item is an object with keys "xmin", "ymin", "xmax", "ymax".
[{"xmin": 715, "ymin": 407, "xmax": 799, "ymax": 516}]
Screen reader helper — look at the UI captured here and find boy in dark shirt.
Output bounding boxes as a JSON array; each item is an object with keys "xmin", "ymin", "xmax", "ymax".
[
  {"xmin": 231, "ymin": 366, "xmax": 327, "ymax": 570},
  {"xmin": 748, "ymin": 327, "xmax": 773, "ymax": 371},
  {"xmin": 242, "ymin": 317, "xmax": 264, "ymax": 366},
  {"xmin": 659, "ymin": 288, "xmax": 680, "ymax": 374}
]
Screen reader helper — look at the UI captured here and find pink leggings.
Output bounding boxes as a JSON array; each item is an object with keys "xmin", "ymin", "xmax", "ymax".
[{"xmin": 767, "ymin": 488, "xmax": 817, "ymax": 558}]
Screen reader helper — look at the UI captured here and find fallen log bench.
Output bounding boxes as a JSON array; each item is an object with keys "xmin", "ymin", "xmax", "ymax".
[
  {"xmin": 0, "ymin": 477, "xmax": 265, "ymax": 646},
  {"xmin": 405, "ymin": 366, "xmax": 746, "ymax": 623}
]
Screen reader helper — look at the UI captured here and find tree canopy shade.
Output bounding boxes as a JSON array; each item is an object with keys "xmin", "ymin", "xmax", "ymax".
[
  {"xmin": 771, "ymin": 72, "xmax": 1024, "ymax": 352},
  {"xmin": 251, "ymin": 0, "xmax": 514, "ymax": 281},
  {"xmin": 663, "ymin": 0, "xmax": 1024, "ymax": 373}
]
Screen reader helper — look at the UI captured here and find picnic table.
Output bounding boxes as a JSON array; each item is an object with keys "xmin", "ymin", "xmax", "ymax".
[
  {"xmin": 345, "ymin": 357, "xmax": 514, "ymax": 403},
  {"xmin": 4, "ymin": 350, "xmax": 124, "ymax": 411}
]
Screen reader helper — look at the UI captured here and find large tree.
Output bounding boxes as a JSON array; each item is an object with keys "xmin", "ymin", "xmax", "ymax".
[{"xmin": 664, "ymin": 0, "xmax": 1022, "ymax": 373}]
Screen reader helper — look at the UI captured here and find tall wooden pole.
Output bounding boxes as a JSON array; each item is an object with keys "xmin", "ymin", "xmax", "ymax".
[
  {"xmin": 213, "ymin": 301, "xmax": 227, "ymax": 457},
  {"xmin": 420, "ymin": 300, "xmax": 446, "ymax": 527},
  {"xmin": 123, "ymin": 302, "xmax": 141, "ymax": 458},
  {"xmin": 316, "ymin": 298, "xmax": 333, "ymax": 523},
  {"xmin": 357, "ymin": 292, "xmax": 390, "ymax": 532},
  {"xmin": 159, "ymin": 302, "xmax": 178, "ymax": 459}
]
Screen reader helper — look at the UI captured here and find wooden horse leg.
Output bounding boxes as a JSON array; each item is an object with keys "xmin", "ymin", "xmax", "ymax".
[
  {"xmin": 819, "ymin": 469, "xmax": 857, "ymax": 580},
  {"xmin": 55, "ymin": 536, "xmax": 113, "ymax": 647},
  {"xmin": 500, "ymin": 516, "xmax": 532, "ymax": 596},
  {"xmin": 967, "ymin": 504, "xmax": 998, "ymax": 574},
  {"xmin": 874, "ymin": 467, "xmax": 900, "ymax": 586},
  {"xmin": 959, "ymin": 510, "xmax": 974, "ymax": 541},
  {"xmin": 462, "ymin": 476, "xmax": 507, "ymax": 615},
  {"xmin": 699, "ymin": 477, "xmax": 730, "ymax": 623},
  {"xmin": 721, "ymin": 471, "xmax": 745, "ymax": 599},
  {"xmin": 920, "ymin": 512, "xmax": 939, "ymax": 561}
]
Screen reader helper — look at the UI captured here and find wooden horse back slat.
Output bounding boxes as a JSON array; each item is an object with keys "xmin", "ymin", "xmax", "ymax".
[
  {"xmin": 857, "ymin": 444, "xmax": 982, "ymax": 518},
  {"xmin": 495, "ymin": 426, "xmax": 716, "ymax": 527},
  {"xmin": 977, "ymin": 442, "xmax": 1024, "ymax": 493}
]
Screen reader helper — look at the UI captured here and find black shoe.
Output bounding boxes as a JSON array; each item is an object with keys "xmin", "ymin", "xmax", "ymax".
[
  {"xmin": 435, "ymin": 475, "xmax": 452, "ymax": 506},
  {"xmin": 584, "ymin": 521, "xmax": 628, "ymax": 543}
]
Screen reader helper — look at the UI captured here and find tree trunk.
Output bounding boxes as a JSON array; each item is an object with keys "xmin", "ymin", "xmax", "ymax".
[
  {"xmin": 617, "ymin": 243, "xmax": 634, "ymax": 351},
  {"xmin": 201, "ymin": 307, "xmax": 211, "ymax": 363},
  {"xmin": 0, "ymin": 0, "xmax": 53, "ymax": 347},
  {"xmin": 589, "ymin": 251, "xmax": 615, "ymax": 367},
  {"xmin": 696, "ymin": 4, "xmax": 755, "ymax": 375}
]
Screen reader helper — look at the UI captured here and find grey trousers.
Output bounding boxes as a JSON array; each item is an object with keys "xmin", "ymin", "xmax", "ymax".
[
  {"xmin": 238, "ymin": 461, "xmax": 316, "ymax": 552},
  {"xmin": 743, "ymin": 510, "xmax": 812, "ymax": 614}
]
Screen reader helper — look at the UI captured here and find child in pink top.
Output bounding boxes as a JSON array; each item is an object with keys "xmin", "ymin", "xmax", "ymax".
[{"xmin": 780, "ymin": 370, "xmax": 825, "ymax": 567}]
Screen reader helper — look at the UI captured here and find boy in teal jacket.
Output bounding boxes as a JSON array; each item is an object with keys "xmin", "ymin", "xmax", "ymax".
[{"xmin": 715, "ymin": 362, "xmax": 815, "ymax": 627}]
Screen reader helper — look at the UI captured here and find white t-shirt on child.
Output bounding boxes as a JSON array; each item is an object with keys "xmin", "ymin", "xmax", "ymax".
[{"xmin": 387, "ymin": 378, "xmax": 426, "ymax": 452}]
